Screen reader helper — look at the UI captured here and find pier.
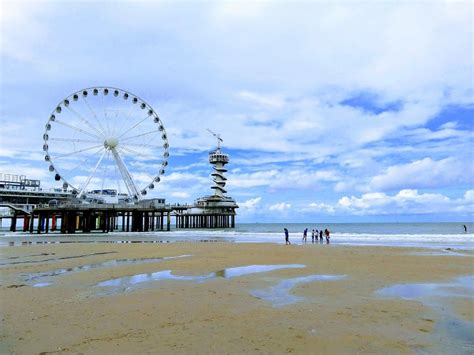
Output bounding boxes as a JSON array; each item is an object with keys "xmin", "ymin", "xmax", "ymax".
[
  {"xmin": 1, "ymin": 118, "xmax": 239, "ymax": 234},
  {"xmin": 2, "ymin": 201, "xmax": 237, "ymax": 234},
  {"xmin": 28, "ymin": 204, "xmax": 172, "ymax": 234}
]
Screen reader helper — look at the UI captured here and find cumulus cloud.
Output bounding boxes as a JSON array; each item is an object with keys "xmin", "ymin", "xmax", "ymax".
[
  {"xmin": 369, "ymin": 157, "xmax": 473, "ymax": 191},
  {"xmin": 337, "ymin": 189, "xmax": 472, "ymax": 215},
  {"xmin": 229, "ymin": 168, "xmax": 340, "ymax": 190},
  {"xmin": 171, "ymin": 191, "xmax": 190, "ymax": 199},
  {"xmin": 268, "ymin": 202, "xmax": 291, "ymax": 211},
  {"xmin": 238, "ymin": 197, "xmax": 262, "ymax": 211},
  {"xmin": 301, "ymin": 202, "xmax": 336, "ymax": 214}
]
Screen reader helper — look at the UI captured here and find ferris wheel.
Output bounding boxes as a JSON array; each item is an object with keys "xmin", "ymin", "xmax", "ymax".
[{"xmin": 43, "ymin": 87, "xmax": 169, "ymax": 202}]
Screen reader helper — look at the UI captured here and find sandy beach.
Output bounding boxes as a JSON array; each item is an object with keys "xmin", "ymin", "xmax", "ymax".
[{"xmin": 1, "ymin": 242, "xmax": 473, "ymax": 354}]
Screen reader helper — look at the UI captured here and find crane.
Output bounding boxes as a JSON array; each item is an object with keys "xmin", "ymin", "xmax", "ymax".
[{"xmin": 206, "ymin": 128, "xmax": 223, "ymax": 150}]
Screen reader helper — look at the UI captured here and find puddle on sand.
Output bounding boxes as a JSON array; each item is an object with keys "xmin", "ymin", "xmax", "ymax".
[
  {"xmin": 33, "ymin": 282, "xmax": 51, "ymax": 288},
  {"xmin": 376, "ymin": 275, "xmax": 474, "ymax": 354},
  {"xmin": 24, "ymin": 255, "xmax": 191, "ymax": 282},
  {"xmin": 376, "ymin": 275, "xmax": 474, "ymax": 301},
  {"xmin": 412, "ymin": 249, "xmax": 472, "ymax": 257},
  {"xmin": 214, "ymin": 264, "xmax": 305, "ymax": 278},
  {"xmin": 96, "ymin": 264, "xmax": 306, "ymax": 294},
  {"xmin": 0, "ymin": 251, "xmax": 117, "ymax": 267},
  {"xmin": 251, "ymin": 274, "xmax": 347, "ymax": 307},
  {"xmin": 97, "ymin": 270, "xmax": 213, "ymax": 287}
]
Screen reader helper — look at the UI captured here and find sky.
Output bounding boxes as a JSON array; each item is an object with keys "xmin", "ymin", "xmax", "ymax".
[{"xmin": 0, "ymin": 0, "xmax": 473, "ymax": 223}]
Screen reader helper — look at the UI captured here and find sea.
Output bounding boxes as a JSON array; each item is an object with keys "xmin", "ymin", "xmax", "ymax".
[{"xmin": 1, "ymin": 222, "xmax": 473, "ymax": 249}]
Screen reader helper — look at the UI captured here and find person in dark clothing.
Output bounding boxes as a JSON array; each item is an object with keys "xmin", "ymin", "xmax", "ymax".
[
  {"xmin": 319, "ymin": 230, "xmax": 323, "ymax": 242},
  {"xmin": 464, "ymin": 225, "xmax": 467, "ymax": 233},
  {"xmin": 302, "ymin": 228, "xmax": 308, "ymax": 244},
  {"xmin": 284, "ymin": 228, "xmax": 291, "ymax": 245},
  {"xmin": 324, "ymin": 228, "xmax": 330, "ymax": 244}
]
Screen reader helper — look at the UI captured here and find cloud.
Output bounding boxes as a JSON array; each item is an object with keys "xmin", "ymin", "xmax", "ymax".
[
  {"xmin": 237, "ymin": 91, "xmax": 285, "ymax": 109},
  {"xmin": 336, "ymin": 189, "xmax": 472, "ymax": 215},
  {"xmin": 238, "ymin": 197, "xmax": 262, "ymax": 211},
  {"xmin": 229, "ymin": 168, "xmax": 340, "ymax": 190},
  {"xmin": 171, "ymin": 191, "xmax": 190, "ymax": 199},
  {"xmin": 301, "ymin": 202, "xmax": 336, "ymax": 214},
  {"xmin": 268, "ymin": 202, "xmax": 291, "ymax": 211},
  {"xmin": 369, "ymin": 157, "xmax": 473, "ymax": 191}
]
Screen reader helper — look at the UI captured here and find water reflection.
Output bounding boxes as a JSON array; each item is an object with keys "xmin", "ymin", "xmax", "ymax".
[
  {"xmin": 377, "ymin": 275, "xmax": 474, "ymax": 301},
  {"xmin": 98, "ymin": 270, "xmax": 213, "ymax": 287},
  {"xmin": 23, "ymin": 255, "xmax": 191, "ymax": 286},
  {"xmin": 215, "ymin": 264, "xmax": 305, "ymax": 278},
  {"xmin": 97, "ymin": 264, "xmax": 306, "ymax": 294},
  {"xmin": 32, "ymin": 282, "xmax": 51, "ymax": 288},
  {"xmin": 376, "ymin": 275, "xmax": 474, "ymax": 353},
  {"xmin": 251, "ymin": 274, "xmax": 347, "ymax": 307}
]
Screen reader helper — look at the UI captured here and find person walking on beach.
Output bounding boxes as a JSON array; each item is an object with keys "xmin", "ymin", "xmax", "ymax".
[
  {"xmin": 284, "ymin": 228, "xmax": 291, "ymax": 245},
  {"xmin": 319, "ymin": 230, "xmax": 323, "ymax": 243},
  {"xmin": 324, "ymin": 228, "xmax": 330, "ymax": 244},
  {"xmin": 311, "ymin": 229, "xmax": 316, "ymax": 243},
  {"xmin": 302, "ymin": 228, "xmax": 308, "ymax": 244}
]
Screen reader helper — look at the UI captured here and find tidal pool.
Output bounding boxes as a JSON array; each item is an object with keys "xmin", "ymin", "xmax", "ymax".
[
  {"xmin": 23, "ymin": 255, "xmax": 191, "ymax": 286},
  {"xmin": 376, "ymin": 275, "xmax": 474, "ymax": 354},
  {"xmin": 32, "ymin": 282, "xmax": 51, "ymax": 288},
  {"xmin": 96, "ymin": 264, "xmax": 306, "ymax": 294},
  {"xmin": 376, "ymin": 275, "xmax": 474, "ymax": 301},
  {"xmin": 214, "ymin": 264, "xmax": 305, "ymax": 278},
  {"xmin": 251, "ymin": 274, "xmax": 347, "ymax": 307}
]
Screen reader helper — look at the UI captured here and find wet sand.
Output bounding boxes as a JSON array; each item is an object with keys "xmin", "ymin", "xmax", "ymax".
[{"xmin": 1, "ymin": 243, "xmax": 473, "ymax": 354}]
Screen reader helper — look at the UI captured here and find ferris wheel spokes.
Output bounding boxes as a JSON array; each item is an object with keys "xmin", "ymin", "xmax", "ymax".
[
  {"xmin": 52, "ymin": 144, "xmax": 104, "ymax": 160},
  {"xmin": 117, "ymin": 114, "xmax": 151, "ymax": 140},
  {"xmin": 49, "ymin": 137, "xmax": 100, "ymax": 144},
  {"xmin": 77, "ymin": 149, "xmax": 107, "ymax": 198},
  {"xmin": 54, "ymin": 118, "xmax": 103, "ymax": 140},
  {"xmin": 118, "ymin": 145, "xmax": 155, "ymax": 160},
  {"xmin": 120, "ymin": 129, "xmax": 159, "ymax": 142},
  {"xmin": 66, "ymin": 104, "xmax": 106, "ymax": 138},
  {"xmin": 123, "ymin": 142, "xmax": 164, "ymax": 149},
  {"xmin": 115, "ymin": 101, "xmax": 137, "ymax": 137},
  {"xmin": 110, "ymin": 147, "xmax": 140, "ymax": 198}
]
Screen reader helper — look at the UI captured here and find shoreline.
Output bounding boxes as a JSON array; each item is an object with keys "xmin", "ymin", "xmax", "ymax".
[
  {"xmin": 1, "ymin": 228, "xmax": 473, "ymax": 250},
  {"xmin": 1, "ymin": 242, "xmax": 473, "ymax": 353}
]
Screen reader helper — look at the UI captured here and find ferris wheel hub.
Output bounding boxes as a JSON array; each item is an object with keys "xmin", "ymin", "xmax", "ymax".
[{"xmin": 104, "ymin": 137, "xmax": 119, "ymax": 149}]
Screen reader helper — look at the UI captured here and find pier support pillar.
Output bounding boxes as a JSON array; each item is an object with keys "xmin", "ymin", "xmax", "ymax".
[
  {"xmin": 23, "ymin": 215, "xmax": 29, "ymax": 232},
  {"xmin": 29, "ymin": 214, "xmax": 35, "ymax": 233},
  {"xmin": 37, "ymin": 213, "xmax": 43, "ymax": 234},
  {"xmin": 10, "ymin": 213, "xmax": 17, "ymax": 232},
  {"xmin": 60, "ymin": 212, "xmax": 67, "ymax": 234},
  {"xmin": 144, "ymin": 212, "xmax": 149, "ymax": 231},
  {"xmin": 45, "ymin": 213, "xmax": 50, "ymax": 233}
]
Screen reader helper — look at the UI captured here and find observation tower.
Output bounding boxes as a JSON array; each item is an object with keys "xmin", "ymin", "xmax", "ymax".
[
  {"xmin": 208, "ymin": 130, "xmax": 229, "ymax": 197},
  {"xmin": 176, "ymin": 130, "xmax": 238, "ymax": 228}
]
